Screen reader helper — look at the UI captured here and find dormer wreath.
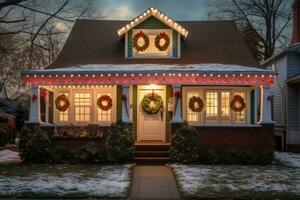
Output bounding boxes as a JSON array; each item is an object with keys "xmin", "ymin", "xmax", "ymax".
[
  {"xmin": 155, "ymin": 32, "xmax": 170, "ymax": 51},
  {"xmin": 133, "ymin": 31, "xmax": 149, "ymax": 52}
]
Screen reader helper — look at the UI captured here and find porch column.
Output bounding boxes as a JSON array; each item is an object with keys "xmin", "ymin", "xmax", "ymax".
[
  {"xmin": 172, "ymin": 84, "xmax": 183, "ymax": 123},
  {"xmin": 29, "ymin": 86, "xmax": 41, "ymax": 123},
  {"xmin": 258, "ymin": 85, "xmax": 274, "ymax": 124},
  {"xmin": 122, "ymin": 85, "xmax": 131, "ymax": 123}
]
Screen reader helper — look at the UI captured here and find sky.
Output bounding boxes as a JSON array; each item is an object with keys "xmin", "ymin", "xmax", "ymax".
[{"xmin": 95, "ymin": 0, "xmax": 209, "ymax": 21}]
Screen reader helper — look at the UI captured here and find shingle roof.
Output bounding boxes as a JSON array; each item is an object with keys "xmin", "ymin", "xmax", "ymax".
[{"xmin": 46, "ymin": 19, "xmax": 259, "ymax": 69}]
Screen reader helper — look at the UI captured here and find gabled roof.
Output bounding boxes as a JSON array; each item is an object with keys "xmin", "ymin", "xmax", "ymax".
[
  {"xmin": 117, "ymin": 7, "xmax": 188, "ymax": 38},
  {"xmin": 46, "ymin": 20, "xmax": 259, "ymax": 69}
]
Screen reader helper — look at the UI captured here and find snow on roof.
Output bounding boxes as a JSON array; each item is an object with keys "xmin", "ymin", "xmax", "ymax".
[{"xmin": 23, "ymin": 64, "xmax": 275, "ymax": 76}]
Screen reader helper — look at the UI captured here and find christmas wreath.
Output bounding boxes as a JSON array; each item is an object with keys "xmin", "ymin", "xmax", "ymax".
[
  {"xmin": 133, "ymin": 31, "xmax": 149, "ymax": 52},
  {"xmin": 55, "ymin": 94, "xmax": 70, "ymax": 112},
  {"xmin": 188, "ymin": 96, "xmax": 204, "ymax": 112},
  {"xmin": 97, "ymin": 95, "xmax": 113, "ymax": 111},
  {"xmin": 141, "ymin": 92, "xmax": 163, "ymax": 115},
  {"xmin": 155, "ymin": 32, "xmax": 170, "ymax": 51},
  {"xmin": 230, "ymin": 95, "xmax": 246, "ymax": 112}
]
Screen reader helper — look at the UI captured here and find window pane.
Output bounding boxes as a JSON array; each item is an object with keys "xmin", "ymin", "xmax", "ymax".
[
  {"xmin": 75, "ymin": 92, "xmax": 91, "ymax": 122},
  {"xmin": 206, "ymin": 91, "xmax": 218, "ymax": 123},
  {"xmin": 97, "ymin": 93, "xmax": 112, "ymax": 122},
  {"xmin": 233, "ymin": 92, "xmax": 246, "ymax": 124},
  {"xmin": 58, "ymin": 93, "xmax": 69, "ymax": 122},
  {"xmin": 220, "ymin": 91, "xmax": 230, "ymax": 123},
  {"xmin": 186, "ymin": 91, "xmax": 201, "ymax": 122}
]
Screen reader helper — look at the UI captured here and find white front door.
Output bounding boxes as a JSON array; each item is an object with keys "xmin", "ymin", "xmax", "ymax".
[{"xmin": 137, "ymin": 85, "xmax": 166, "ymax": 141}]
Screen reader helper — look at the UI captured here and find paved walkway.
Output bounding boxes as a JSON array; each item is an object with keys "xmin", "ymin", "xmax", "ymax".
[{"xmin": 130, "ymin": 165, "xmax": 181, "ymax": 200}]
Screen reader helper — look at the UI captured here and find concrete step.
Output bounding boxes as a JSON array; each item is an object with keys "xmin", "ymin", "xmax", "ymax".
[
  {"xmin": 135, "ymin": 143, "xmax": 170, "ymax": 151},
  {"xmin": 134, "ymin": 157, "xmax": 170, "ymax": 165},
  {"xmin": 135, "ymin": 150, "xmax": 170, "ymax": 157}
]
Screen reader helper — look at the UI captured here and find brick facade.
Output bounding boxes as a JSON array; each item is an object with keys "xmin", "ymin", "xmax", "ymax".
[{"xmin": 171, "ymin": 123, "xmax": 275, "ymax": 151}]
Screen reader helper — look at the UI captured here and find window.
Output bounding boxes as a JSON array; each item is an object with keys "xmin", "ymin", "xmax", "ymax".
[
  {"xmin": 74, "ymin": 92, "xmax": 92, "ymax": 122},
  {"xmin": 187, "ymin": 91, "xmax": 201, "ymax": 122},
  {"xmin": 205, "ymin": 91, "xmax": 218, "ymax": 123},
  {"xmin": 184, "ymin": 87, "xmax": 249, "ymax": 125},
  {"xmin": 97, "ymin": 93, "xmax": 112, "ymax": 122},
  {"xmin": 132, "ymin": 29, "xmax": 172, "ymax": 58},
  {"xmin": 58, "ymin": 93, "xmax": 69, "ymax": 122}
]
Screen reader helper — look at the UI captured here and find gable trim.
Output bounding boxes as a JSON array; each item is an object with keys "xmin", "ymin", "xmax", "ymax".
[{"xmin": 117, "ymin": 7, "xmax": 188, "ymax": 39}]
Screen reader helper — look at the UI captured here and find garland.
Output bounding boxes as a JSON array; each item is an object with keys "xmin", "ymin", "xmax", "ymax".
[
  {"xmin": 97, "ymin": 95, "xmax": 113, "ymax": 111},
  {"xmin": 55, "ymin": 94, "xmax": 70, "ymax": 112},
  {"xmin": 188, "ymin": 96, "xmax": 204, "ymax": 112},
  {"xmin": 141, "ymin": 92, "xmax": 163, "ymax": 115},
  {"xmin": 133, "ymin": 31, "xmax": 149, "ymax": 52},
  {"xmin": 155, "ymin": 32, "xmax": 170, "ymax": 51},
  {"xmin": 230, "ymin": 95, "xmax": 246, "ymax": 112}
]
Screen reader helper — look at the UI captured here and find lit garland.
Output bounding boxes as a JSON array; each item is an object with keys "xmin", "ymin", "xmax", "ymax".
[{"xmin": 25, "ymin": 73, "xmax": 276, "ymax": 87}]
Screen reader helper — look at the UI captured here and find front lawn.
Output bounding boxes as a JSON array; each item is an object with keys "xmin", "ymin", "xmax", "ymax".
[
  {"xmin": 0, "ymin": 164, "xmax": 134, "ymax": 199},
  {"xmin": 171, "ymin": 164, "xmax": 300, "ymax": 199}
]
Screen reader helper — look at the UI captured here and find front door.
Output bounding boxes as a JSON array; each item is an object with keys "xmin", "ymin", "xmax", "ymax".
[{"xmin": 137, "ymin": 85, "xmax": 166, "ymax": 141}]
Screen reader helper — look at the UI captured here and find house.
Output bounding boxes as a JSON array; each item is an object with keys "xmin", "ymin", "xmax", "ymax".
[
  {"xmin": 262, "ymin": 0, "xmax": 300, "ymax": 152},
  {"xmin": 0, "ymin": 81, "xmax": 8, "ymax": 99},
  {"xmin": 22, "ymin": 7, "xmax": 276, "ymax": 160}
]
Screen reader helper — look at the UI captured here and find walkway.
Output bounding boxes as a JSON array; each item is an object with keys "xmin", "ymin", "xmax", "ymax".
[{"xmin": 130, "ymin": 165, "xmax": 181, "ymax": 200}]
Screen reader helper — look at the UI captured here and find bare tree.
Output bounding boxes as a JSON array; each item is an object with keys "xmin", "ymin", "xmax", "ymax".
[{"xmin": 208, "ymin": 0, "xmax": 293, "ymax": 61}]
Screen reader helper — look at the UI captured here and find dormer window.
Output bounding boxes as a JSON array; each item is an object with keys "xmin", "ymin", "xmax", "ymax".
[
  {"xmin": 133, "ymin": 29, "xmax": 173, "ymax": 58},
  {"xmin": 117, "ymin": 7, "xmax": 188, "ymax": 59}
]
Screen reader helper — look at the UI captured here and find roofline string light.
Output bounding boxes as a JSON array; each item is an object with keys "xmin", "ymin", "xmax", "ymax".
[
  {"xmin": 117, "ymin": 7, "xmax": 188, "ymax": 39},
  {"xmin": 25, "ymin": 73, "xmax": 276, "ymax": 87}
]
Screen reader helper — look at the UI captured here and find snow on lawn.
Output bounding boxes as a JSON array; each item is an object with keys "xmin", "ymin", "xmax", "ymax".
[
  {"xmin": 275, "ymin": 151, "xmax": 300, "ymax": 168},
  {"xmin": 0, "ymin": 164, "xmax": 134, "ymax": 199},
  {"xmin": 0, "ymin": 149, "xmax": 21, "ymax": 164},
  {"xmin": 171, "ymin": 164, "xmax": 300, "ymax": 199}
]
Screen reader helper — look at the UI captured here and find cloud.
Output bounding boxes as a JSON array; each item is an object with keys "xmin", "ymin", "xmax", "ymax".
[{"xmin": 105, "ymin": 5, "xmax": 135, "ymax": 20}]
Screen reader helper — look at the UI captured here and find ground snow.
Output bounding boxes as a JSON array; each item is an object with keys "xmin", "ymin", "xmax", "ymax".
[
  {"xmin": 275, "ymin": 151, "xmax": 300, "ymax": 168},
  {"xmin": 0, "ymin": 150, "xmax": 21, "ymax": 164},
  {"xmin": 0, "ymin": 164, "xmax": 133, "ymax": 198},
  {"xmin": 171, "ymin": 164, "xmax": 300, "ymax": 198}
]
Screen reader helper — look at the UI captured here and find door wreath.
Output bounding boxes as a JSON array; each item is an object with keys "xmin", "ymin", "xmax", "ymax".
[
  {"xmin": 230, "ymin": 95, "xmax": 246, "ymax": 112},
  {"xmin": 155, "ymin": 32, "xmax": 170, "ymax": 51},
  {"xmin": 141, "ymin": 92, "xmax": 163, "ymax": 115},
  {"xmin": 133, "ymin": 31, "xmax": 149, "ymax": 52},
  {"xmin": 97, "ymin": 95, "xmax": 113, "ymax": 111},
  {"xmin": 55, "ymin": 94, "xmax": 70, "ymax": 112},
  {"xmin": 188, "ymin": 96, "xmax": 204, "ymax": 112}
]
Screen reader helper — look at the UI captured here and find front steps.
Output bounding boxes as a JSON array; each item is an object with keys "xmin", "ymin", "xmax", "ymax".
[{"xmin": 134, "ymin": 143, "xmax": 170, "ymax": 165}]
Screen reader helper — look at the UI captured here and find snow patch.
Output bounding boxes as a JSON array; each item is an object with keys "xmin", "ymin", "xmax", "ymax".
[
  {"xmin": 275, "ymin": 151, "xmax": 300, "ymax": 168},
  {"xmin": 0, "ymin": 150, "xmax": 21, "ymax": 164}
]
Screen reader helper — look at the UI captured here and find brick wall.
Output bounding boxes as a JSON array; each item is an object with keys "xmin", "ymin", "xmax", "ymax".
[{"xmin": 171, "ymin": 123, "xmax": 275, "ymax": 151}]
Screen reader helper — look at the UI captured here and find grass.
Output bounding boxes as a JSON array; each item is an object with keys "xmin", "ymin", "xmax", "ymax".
[
  {"xmin": 0, "ymin": 163, "xmax": 134, "ymax": 199},
  {"xmin": 171, "ymin": 164, "xmax": 300, "ymax": 200}
]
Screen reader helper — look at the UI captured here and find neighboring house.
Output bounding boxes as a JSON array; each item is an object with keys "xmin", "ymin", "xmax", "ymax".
[
  {"xmin": 22, "ymin": 7, "xmax": 275, "ymax": 162},
  {"xmin": 262, "ymin": 0, "xmax": 300, "ymax": 152},
  {"xmin": 0, "ymin": 82, "xmax": 8, "ymax": 99}
]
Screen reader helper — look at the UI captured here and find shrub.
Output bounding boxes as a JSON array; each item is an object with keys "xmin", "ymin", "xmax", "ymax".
[
  {"xmin": 170, "ymin": 123, "xmax": 199, "ymax": 164},
  {"xmin": 0, "ymin": 124, "xmax": 9, "ymax": 146},
  {"xmin": 49, "ymin": 145, "xmax": 76, "ymax": 163},
  {"xmin": 19, "ymin": 127, "xmax": 52, "ymax": 163},
  {"xmin": 198, "ymin": 149, "xmax": 219, "ymax": 164},
  {"xmin": 106, "ymin": 120, "xmax": 134, "ymax": 163},
  {"xmin": 76, "ymin": 142, "xmax": 106, "ymax": 163}
]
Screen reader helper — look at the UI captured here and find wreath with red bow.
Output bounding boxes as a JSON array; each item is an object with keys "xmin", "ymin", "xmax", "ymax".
[
  {"xmin": 133, "ymin": 31, "xmax": 149, "ymax": 52},
  {"xmin": 155, "ymin": 32, "xmax": 170, "ymax": 51},
  {"xmin": 97, "ymin": 95, "xmax": 113, "ymax": 111},
  {"xmin": 55, "ymin": 94, "xmax": 70, "ymax": 112},
  {"xmin": 230, "ymin": 95, "xmax": 246, "ymax": 112},
  {"xmin": 188, "ymin": 96, "xmax": 204, "ymax": 112},
  {"xmin": 141, "ymin": 92, "xmax": 163, "ymax": 115}
]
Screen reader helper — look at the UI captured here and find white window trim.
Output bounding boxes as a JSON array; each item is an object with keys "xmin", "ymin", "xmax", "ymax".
[
  {"xmin": 53, "ymin": 87, "xmax": 117, "ymax": 126},
  {"xmin": 182, "ymin": 86, "xmax": 252, "ymax": 125}
]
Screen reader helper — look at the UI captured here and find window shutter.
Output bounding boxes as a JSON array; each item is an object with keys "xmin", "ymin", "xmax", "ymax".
[
  {"xmin": 48, "ymin": 91, "xmax": 54, "ymax": 124},
  {"xmin": 250, "ymin": 89, "xmax": 255, "ymax": 124}
]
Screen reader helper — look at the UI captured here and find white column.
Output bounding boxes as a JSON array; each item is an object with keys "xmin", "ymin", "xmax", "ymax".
[
  {"xmin": 259, "ymin": 85, "xmax": 274, "ymax": 124},
  {"xmin": 122, "ymin": 85, "xmax": 131, "ymax": 123},
  {"xmin": 172, "ymin": 84, "xmax": 183, "ymax": 123},
  {"xmin": 29, "ymin": 86, "xmax": 41, "ymax": 123}
]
